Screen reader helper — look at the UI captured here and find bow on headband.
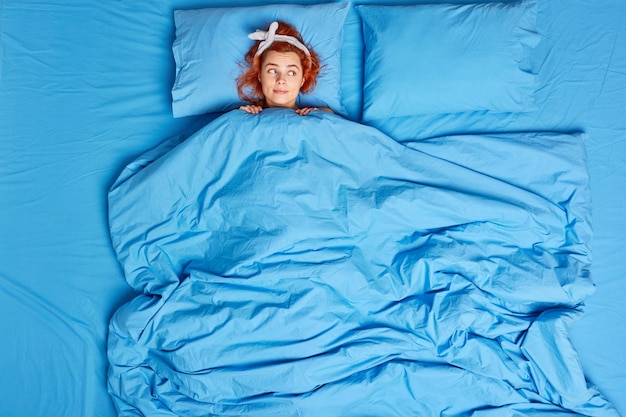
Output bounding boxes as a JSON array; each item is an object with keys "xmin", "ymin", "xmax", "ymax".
[{"xmin": 248, "ymin": 21, "xmax": 311, "ymax": 58}]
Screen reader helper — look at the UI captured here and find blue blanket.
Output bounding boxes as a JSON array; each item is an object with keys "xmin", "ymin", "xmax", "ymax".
[{"xmin": 107, "ymin": 109, "xmax": 616, "ymax": 416}]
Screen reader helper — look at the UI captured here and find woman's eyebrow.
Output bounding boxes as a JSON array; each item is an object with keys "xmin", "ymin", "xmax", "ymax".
[{"xmin": 264, "ymin": 62, "xmax": 301, "ymax": 69}]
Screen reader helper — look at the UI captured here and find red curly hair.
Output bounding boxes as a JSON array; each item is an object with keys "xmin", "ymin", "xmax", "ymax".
[{"xmin": 236, "ymin": 21, "xmax": 321, "ymax": 106}]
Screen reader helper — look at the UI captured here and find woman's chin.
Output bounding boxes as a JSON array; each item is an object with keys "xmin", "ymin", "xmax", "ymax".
[{"xmin": 266, "ymin": 98, "xmax": 297, "ymax": 109}]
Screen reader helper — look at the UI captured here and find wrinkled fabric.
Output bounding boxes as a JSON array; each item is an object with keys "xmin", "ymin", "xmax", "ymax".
[{"xmin": 107, "ymin": 109, "xmax": 617, "ymax": 416}]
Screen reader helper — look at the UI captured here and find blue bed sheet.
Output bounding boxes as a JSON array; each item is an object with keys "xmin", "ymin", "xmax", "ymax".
[
  {"xmin": 105, "ymin": 109, "xmax": 615, "ymax": 415},
  {"xmin": 1, "ymin": 0, "xmax": 626, "ymax": 416}
]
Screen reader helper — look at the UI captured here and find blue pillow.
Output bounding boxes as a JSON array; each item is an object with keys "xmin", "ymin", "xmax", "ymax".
[
  {"xmin": 357, "ymin": 1, "xmax": 540, "ymax": 121},
  {"xmin": 171, "ymin": 3, "xmax": 349, "ymax": 117}
]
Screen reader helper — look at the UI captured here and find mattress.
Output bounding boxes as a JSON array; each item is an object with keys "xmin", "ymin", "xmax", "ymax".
[{"xmin": 0, "ymin": 0, "xmax": 624, "ymax": 415}]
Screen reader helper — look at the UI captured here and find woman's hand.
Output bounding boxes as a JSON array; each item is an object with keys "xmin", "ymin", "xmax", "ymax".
[
  {"xmin": 239, "ymin": 105, "xmax": 263, "ymax": 114},
  {"xmin": 296, "ymin": 107, "xmax": 333, "ymax": 116}
]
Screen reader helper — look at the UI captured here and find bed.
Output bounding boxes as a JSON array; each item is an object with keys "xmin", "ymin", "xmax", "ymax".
[{"xmin": 1, "ymin": 0, "xmax": 624, "ymax": 416}]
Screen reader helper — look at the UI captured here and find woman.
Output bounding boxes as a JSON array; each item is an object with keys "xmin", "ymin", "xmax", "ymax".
[{"xmin": 237, "ymin": 21, "xmax": 332, "ymax": 115}]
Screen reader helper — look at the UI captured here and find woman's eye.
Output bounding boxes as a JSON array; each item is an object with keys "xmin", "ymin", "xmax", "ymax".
[
  {"xmin": 268, "ymin": 69, "xmax": 276, "ymax": 74},
  {"xmin": 288, "ymin": 71, "xmax": 296, "ymax": 76}
]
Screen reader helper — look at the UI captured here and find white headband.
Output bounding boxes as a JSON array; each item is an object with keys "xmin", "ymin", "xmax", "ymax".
[{"xmin": 248, "ymin": 21, "xmax": 311, "ymax": 58}]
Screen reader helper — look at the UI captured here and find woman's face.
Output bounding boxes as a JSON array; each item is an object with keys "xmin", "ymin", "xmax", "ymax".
[{"xmin": 259, "ymin": 50, "xmax": 304, "ymax": 109}]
